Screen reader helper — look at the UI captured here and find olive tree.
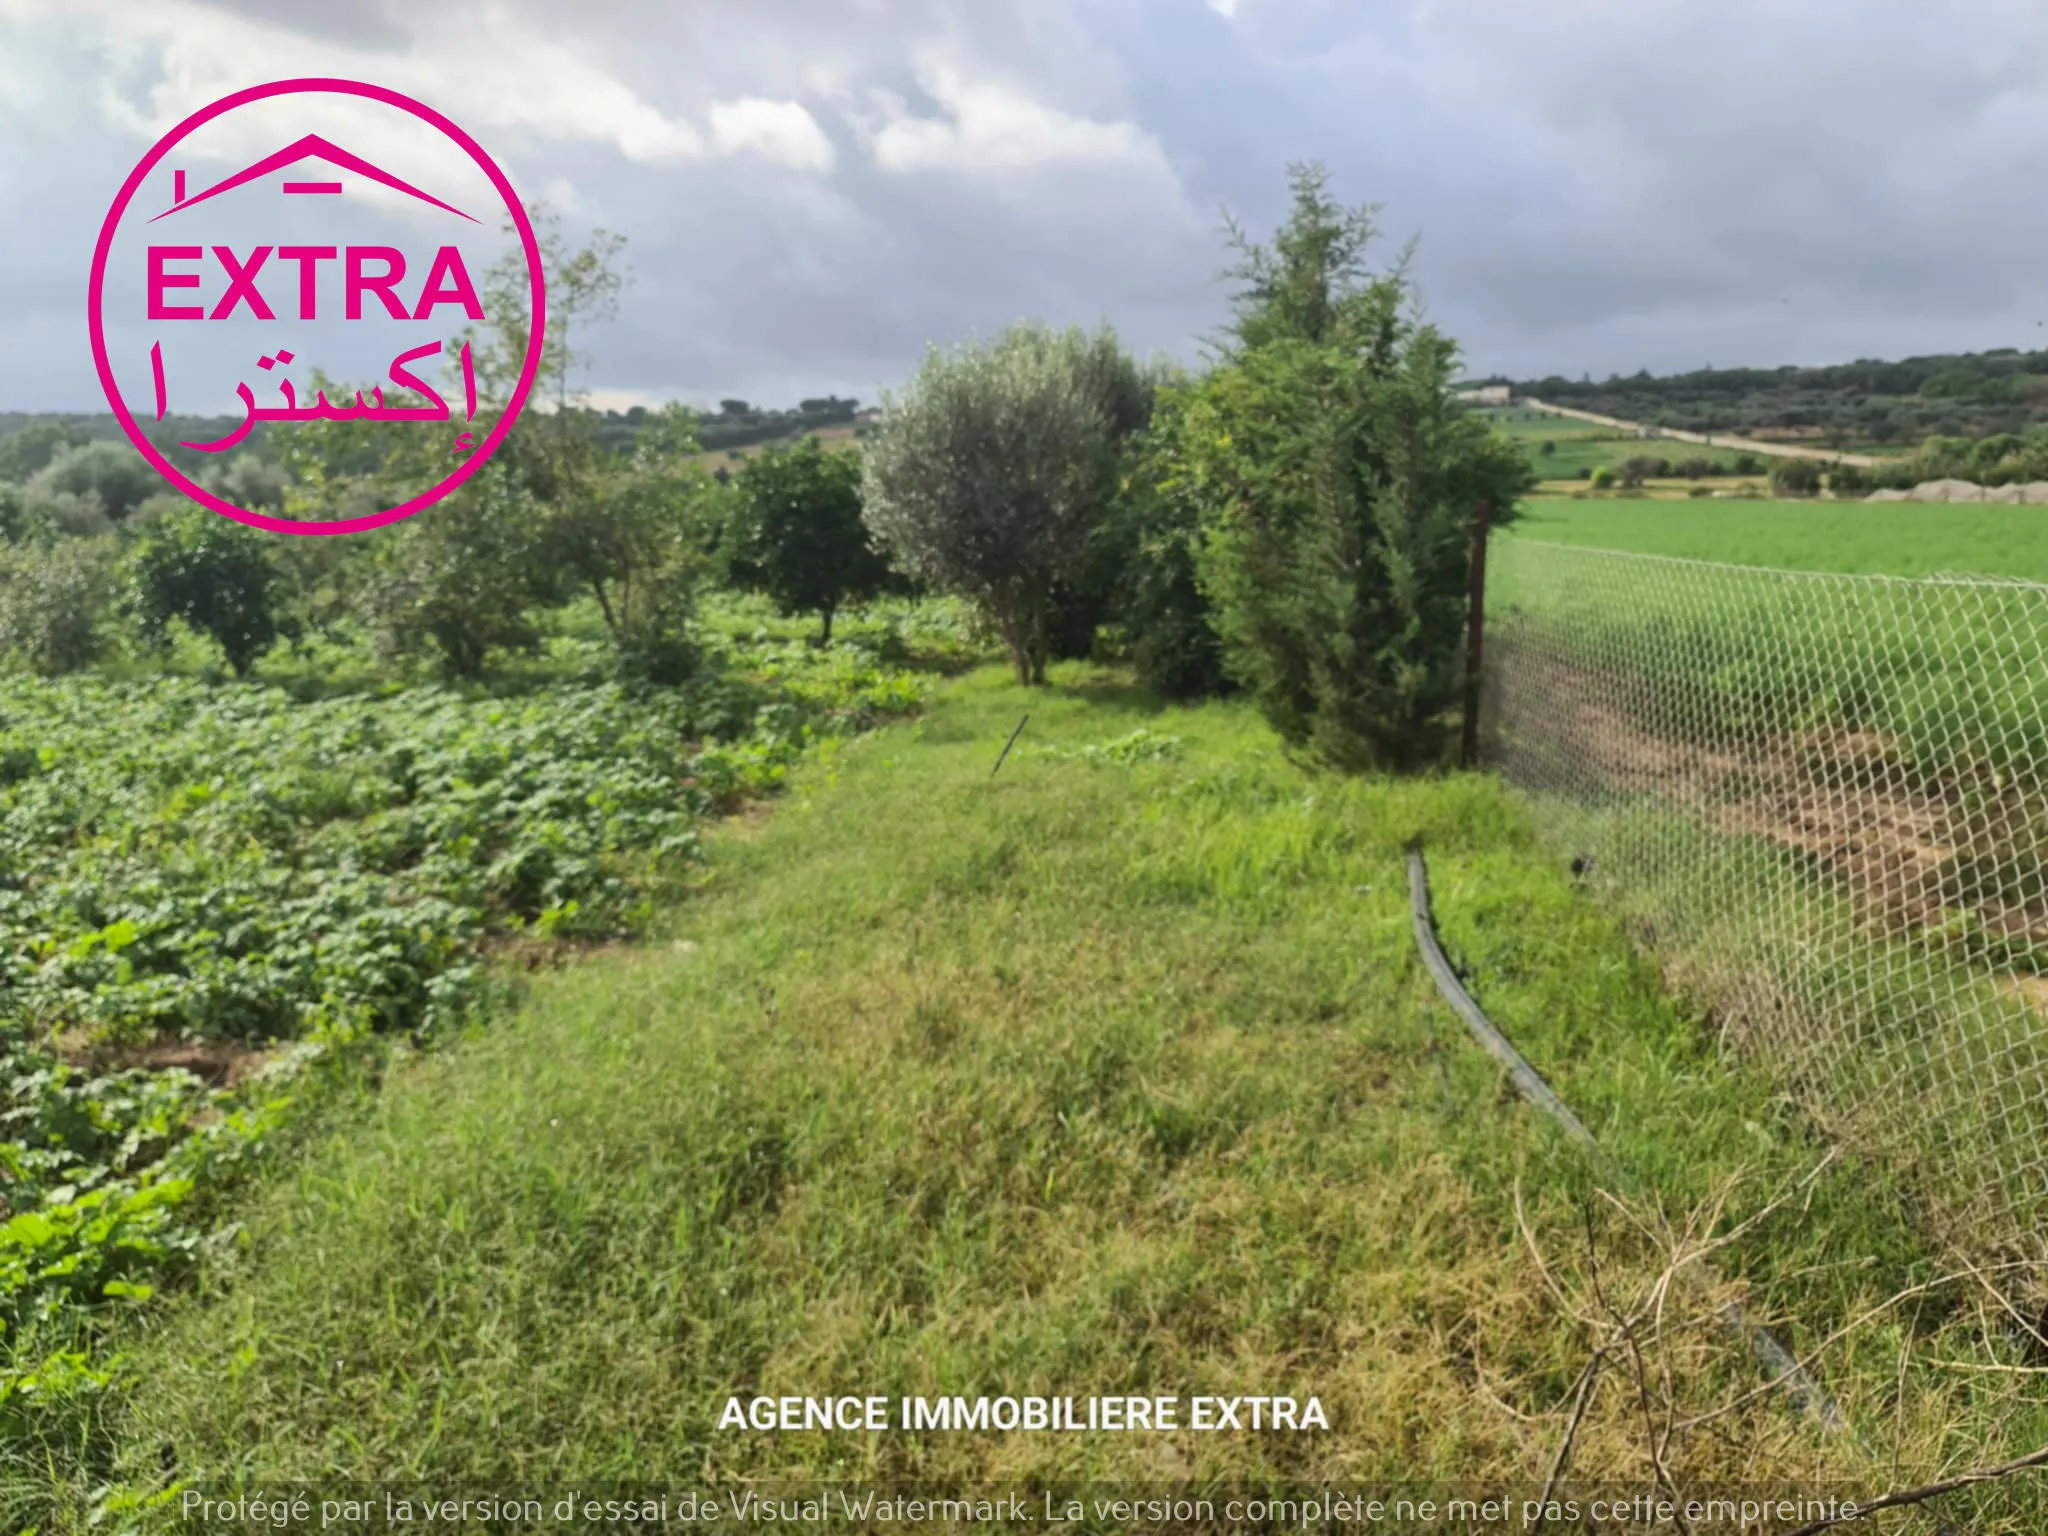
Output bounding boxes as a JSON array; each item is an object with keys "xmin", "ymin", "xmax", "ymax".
[{"xmin": 861, "ymin": 322, "xmax": 1150, "ymax": 685}]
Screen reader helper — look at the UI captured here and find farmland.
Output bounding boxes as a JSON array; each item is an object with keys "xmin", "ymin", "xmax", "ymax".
[
  {"xmin": 0, "ymin": 597, "xmax": 956, "ymax": 1489},
  {"xmin": 1474, "ymin": 407, "xmax": 1770, "ymax": 488},
  {"xmin": 1508, "ymin": 495, "xmax": 2048, "ymax": 580},
  {"xmin": 1483, "ymin": 345, "xmax": 2048, "ymax": 445},
  {"xmin": 37, "ymin": 662, "xmax": 2048, "ymax": 1528}
]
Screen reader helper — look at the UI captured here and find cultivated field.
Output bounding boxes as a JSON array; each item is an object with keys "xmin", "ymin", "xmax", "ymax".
[{"xmin": 1510, "ymin": 495, "xmax": 2048, "ymax": 581}]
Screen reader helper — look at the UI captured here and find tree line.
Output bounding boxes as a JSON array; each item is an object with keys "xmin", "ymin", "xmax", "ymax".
[
  {"xmin": 0, "ymin": 168, "xmax": 1530, "ymax": 772},
  {"xmin": 1485, "ymin": 347, "xmax": 2048, "ymax": 445}
]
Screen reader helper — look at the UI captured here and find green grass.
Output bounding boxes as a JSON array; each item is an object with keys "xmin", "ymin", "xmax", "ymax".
[
  {"xmin": 0, "ymin": 595, "xmax": 971, "ymax": 1517},
  {"xmin": 1473, "ymin": 409, "xmax": 1759, "ymax": 483},
  {"xmin": 1509, "ymin": 495, "xmax": 2048, "ymax": 581},
  {"xmin": 34, "ymin": 666, "xmax": 2048, "ymax": 1530}
]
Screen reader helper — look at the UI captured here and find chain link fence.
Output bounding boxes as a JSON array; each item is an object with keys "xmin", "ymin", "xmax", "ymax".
[{"xmin": 1484, "ymin": 537, "xmax": 2048, "ymax": 1264}]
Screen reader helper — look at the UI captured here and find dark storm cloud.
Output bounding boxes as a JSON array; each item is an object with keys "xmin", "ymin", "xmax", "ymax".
[{"xmin": 7, "ymin": 0, "xmax": 2048, "ymax": 412}]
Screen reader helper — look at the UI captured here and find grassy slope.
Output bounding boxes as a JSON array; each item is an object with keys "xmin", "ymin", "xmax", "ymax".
[
  {"xmin": 68, "ymin": 668, "xmax": 2048, "ymax": 1522},
  {"xmin": 1511, "ymin": 497, "xmax": 2048, "ymax": 581}
]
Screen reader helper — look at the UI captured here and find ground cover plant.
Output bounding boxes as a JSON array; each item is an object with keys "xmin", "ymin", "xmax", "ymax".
[
  {"xmin": 0, "ymin": 596, "xmax": 950, "ymax": 1489},
  {"xmin": 38, "ymin": 664, "xmax": 2048, "ymax": 1531}
]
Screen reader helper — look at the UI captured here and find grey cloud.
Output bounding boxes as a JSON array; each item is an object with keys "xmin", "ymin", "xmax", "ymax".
[{"xmin": 9, "ymin": 0, "xmax": 2048, "ymax": 414}]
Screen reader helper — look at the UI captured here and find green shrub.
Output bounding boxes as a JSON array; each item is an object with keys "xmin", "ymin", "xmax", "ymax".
[
  {"xmin": 729, "ymin": 438, "xmax": 895, "ymax": 644},
  {"xmin": 25, "ymin": 442, "xmax": 157, "ymax": 524},
  {"xmin": 1768, "ymin": 458, "xmax": 1826, "ymax": 497},
  {"xmin": 0, "ymin": 537, "xmax": 117, "ymax": 674},
  {"xmin": 1157, "ymin": 164, "xmax": 1531, "ymax": 770},
  {"xmin": 128, "ymin": 505, "xmax": 292, "ymax": 675}
]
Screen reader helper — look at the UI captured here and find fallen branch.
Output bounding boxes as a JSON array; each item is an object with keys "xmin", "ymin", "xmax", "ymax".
[{"xmin": 1780, "ymin": 1440, "xmax": 2048, "ymax": 1536}]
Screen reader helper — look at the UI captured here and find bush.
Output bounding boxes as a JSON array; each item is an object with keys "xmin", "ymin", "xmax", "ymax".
[
  {"xmin": 359, "ymin": 464, "xmax": 553, "ymax": 680},
  {"xmin": 729, "ymin": 438, "xmax": 894, "ymax": 643},
  {"xmin": 26, "ymin": 442, "xmax": 157, "ymax": 524},
  {"xmin": 127, "ymin": 504, "xmax": 292, "ymax": 675},
  {"xmin": 1768, "ymin": 458, "xmax": 1826, "ymax": 497},
  {"xmin": 0, "ymin": 537, "xmax": 117, "ymax": 674},
  {"xmin": 1589, "ymin": 466, "xmax": 1618, "ymax": 490}
]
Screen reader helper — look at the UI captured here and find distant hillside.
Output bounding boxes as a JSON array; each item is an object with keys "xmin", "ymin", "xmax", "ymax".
[
  {"xmin": 1466, "ymin": 347, "xmax": 2048, "ymax": 449},
  {"xmin": 0, "ymin": 396, "xmax": 866, "ymax": 470},
  {"xmin": 0, "ymin": 412, "xmax": 264, "ymax": 481}
]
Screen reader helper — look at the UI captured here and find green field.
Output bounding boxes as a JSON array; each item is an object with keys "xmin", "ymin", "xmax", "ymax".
[
  {"xmin": 24, "ymin": 664, "xmax": 2048, "ymax": 1529},
  {"xmin": 1510, "ymin": 495, "xmax": 2048, "ymax": 581},
  {"xmin": 1473, "ymin": 408, "xmax": 1762, "ymax": 483}
]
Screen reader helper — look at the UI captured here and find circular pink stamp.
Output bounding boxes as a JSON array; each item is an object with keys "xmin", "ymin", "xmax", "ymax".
[{"xmin": 87, "ymin": 77, "xmax": 546, "ymax": 536}]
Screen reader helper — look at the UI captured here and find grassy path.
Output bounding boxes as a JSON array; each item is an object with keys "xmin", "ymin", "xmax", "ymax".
[{"xmin": 58, "ymin": 667, "xmax": 2048, "ymax": 1524}]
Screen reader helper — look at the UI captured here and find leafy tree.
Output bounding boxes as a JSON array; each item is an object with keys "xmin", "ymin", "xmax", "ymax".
[
  {"xmin": 1827, "ymin": 463, "xmax": 1870, "ymax": 498},
  {"xmin": 202, "ymin": 452, "xmax": 291, "ymax": 513},
  {"xmin": 279, "ymin": 217, "xmax": 656, "ymax": 680},
  {"xmin": 1539, "ymin": 439, "xmax": 1556, "ymax": 457},
  {"xmin": 0, "ymin": 537, "xmax": 116, "ymax": 674},
  {"xmin": 729, "ymin": 438, "xmax": 892, "ymax": 643},
  {"xmin": 1615, "ymin": 454, "xmax": 1669, "ymax": 488},
  {"xmin": 473, "ymin": 202, "xmax": 628, "ymax": 416},
  {"xmin": 128, "ymin": 504, "xmax": 292, "ymax": 674},
  {"xmin": 0, "ymin": 422, "xmax": 89, "ymax": 484},
  {"xmin": 1107, "ymin": 387, "xmax": 1233, "ymax": 698},
  {"xmin": 537, "ymin": 405, "xmax": 718, "ymax": 683},
  {"xmin": 0, "ymin": 483, "xmax": 30, "ymax": 543},
  {"xmin": 27, "ymin": 442, "xmax": 156, "ymax": 524},
  {"xmin": 862, "ymin": 321, "xmax": 1151, "ymax": 684},
  {"xmin": 358, "ymin": 462, "xmax": 553, "ymax": 680},
  {"xmin": 1589, "ymin": 466, "xmax": 1618, "ymax": 490},
  {"xmin": 1768, "ymin": 458, "xmax": 1825, "ymax": 497},
  {"xmin": 1159, "ymin": 163, "xmax": 1531, "ymax": 768}
]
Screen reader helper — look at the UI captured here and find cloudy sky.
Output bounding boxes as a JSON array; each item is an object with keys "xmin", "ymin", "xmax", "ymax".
[{"xmin": 8, "ymin": 0, "xmax": 2048, "ymax": 417}]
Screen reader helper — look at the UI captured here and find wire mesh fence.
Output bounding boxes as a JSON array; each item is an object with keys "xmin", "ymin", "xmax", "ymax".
[{"xmin": 1484, "ymin": 537, "xmax": 2048, "ymax": 1265}]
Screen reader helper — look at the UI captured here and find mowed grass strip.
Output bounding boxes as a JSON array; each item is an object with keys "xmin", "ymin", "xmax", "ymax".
[{"xmin": 81, "ymin": 669, "xmax": 2048, "ymax": 1512}]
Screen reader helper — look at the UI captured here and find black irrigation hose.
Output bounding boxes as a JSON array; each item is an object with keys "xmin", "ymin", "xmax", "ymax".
[
  {"xmin": 1406, "ymin": 848, "xmax": 1850, "ymax": 1435},
  {"xmin": 991, "ymin": 714, "xmax": 1029, "ymax": 778}
]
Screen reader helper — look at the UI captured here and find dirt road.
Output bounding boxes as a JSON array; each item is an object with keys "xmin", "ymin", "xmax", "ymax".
[{"xmin": 1520, "ymin": 397, "xmax": 1882, "ymax": 468}]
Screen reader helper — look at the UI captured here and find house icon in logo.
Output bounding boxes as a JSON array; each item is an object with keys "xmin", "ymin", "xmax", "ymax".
[{"xmin": 151, "ymin": 132, "xmax": 477, "ymax": 223}]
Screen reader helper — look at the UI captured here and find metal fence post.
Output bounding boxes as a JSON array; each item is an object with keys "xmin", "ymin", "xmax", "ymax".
[{"xmin": 1461, "ymin": 499, "xmax": 1492, "ymax": 769}]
